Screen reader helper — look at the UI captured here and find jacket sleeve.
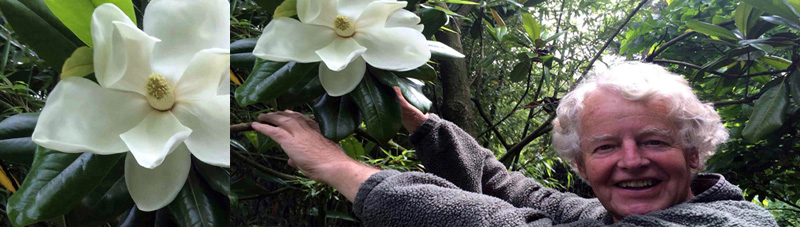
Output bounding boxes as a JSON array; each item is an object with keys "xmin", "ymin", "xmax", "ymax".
[
  {"xmin": 407, "ymin": 114, "xmax": 606, "ymax": 223},
  {"xmin": 352, "ymin": 170, "xmax": 557, "ymax": 226}
]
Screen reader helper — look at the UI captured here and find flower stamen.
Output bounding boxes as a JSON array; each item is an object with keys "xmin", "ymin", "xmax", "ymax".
[
  {"xmin": 145, "ymin": 74, "xmax": 175, "ymax": 111},
  {"xmin": 333, "ymin": 15, "xmax": 355, "ymax": 37}
]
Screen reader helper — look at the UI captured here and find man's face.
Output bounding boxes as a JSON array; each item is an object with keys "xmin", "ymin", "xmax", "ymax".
[{"xmin": 578, "ymin": 88, "xmax": 698, "ymax": 222}]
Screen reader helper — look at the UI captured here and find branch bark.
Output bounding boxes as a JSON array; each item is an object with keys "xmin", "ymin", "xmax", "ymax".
[
  {"xmin": 472, "ymin": 98, "xmax": 511, "ymax": 149},
  {"xmin": 498, "ymin": 114, "xmax": 556, "ymax": 165},
  {"xmin": 645, "ymin": 20, "xmax": 735, "ymax": 62},
  {"xmin": 572, "ymin": 0, "xmax": 649, "ymax": 89},
  {"xmin": 653, "ymin": 59, "xmax": 791, "ymax": 78}
]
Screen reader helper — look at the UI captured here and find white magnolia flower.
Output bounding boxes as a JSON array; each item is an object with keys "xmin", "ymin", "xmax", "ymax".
[
  {"xmin": 31, "ymin": 0, "xmax": 229, "ymax": 211},
  {"xmin": 253, "ymin": 0, "xmax": 430, "ymax": 96}
]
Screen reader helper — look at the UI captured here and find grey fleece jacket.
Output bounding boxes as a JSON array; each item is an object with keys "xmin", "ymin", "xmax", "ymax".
[{"xmin": 352, "ymin": 114, "xmax": 777, "ymax": 226}]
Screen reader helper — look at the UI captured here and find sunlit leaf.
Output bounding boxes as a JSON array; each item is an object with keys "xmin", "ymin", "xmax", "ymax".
[{"xmin": 742, "ymin": 81, "xmax": 789, "ymax": 142}]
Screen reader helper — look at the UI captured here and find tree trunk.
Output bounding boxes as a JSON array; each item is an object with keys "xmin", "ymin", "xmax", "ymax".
[{"xmin": 433, "ymin": 3, "xmax": 478, "ymax": 137}]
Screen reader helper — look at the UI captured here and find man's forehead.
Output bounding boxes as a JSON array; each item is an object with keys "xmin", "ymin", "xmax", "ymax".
[{"xmin": 586, "ymin": 126, "xmax": 673, "ymax": 141}]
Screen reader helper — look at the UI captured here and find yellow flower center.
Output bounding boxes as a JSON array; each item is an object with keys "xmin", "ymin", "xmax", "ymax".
[
  {"xmin": 333, "ymin": 15, "xmax": 355, "ymax": 37},
  {"xmin": 145, "ymin": 74, "xmax": 175, "ymax": 111}
]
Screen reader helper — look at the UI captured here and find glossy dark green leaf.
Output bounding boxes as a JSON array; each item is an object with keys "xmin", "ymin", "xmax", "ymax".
[
  {"xmin": 119, "ymin": 206, "xmax": 156, "ymax": 227},
  {"xmin": 168, "ymin": 170, "xmax": 229, "ymax": 227},
  {"xmin": 65, "ymin": 163, "xmax": 133, "ymax": 227},
  {"xmin": 740, "ymin": 0, "xmax": 800, "ymax": 24},
  {"xmin": 789, "ymin": 70, "xmax": 800, "ymax": 105},
  {"xmin": 395, "ymin": 64, "xmax": 437, "ymax": 81},
  {"xmin": 742, "ymin": 81, "xmax": 789, "ymax": 142},
  {"xmin": 193, "ymin": 158, "xmax": 230, "ymax": 195},
  {"xmin": 349, "ymin": 75, "xmax": 402, "ymax": 143},
  {"xmin": 234, "ymin": 59, "xmax": 317, "ymax": 106},
  {"xmin": 0, "ymin": 113, "xmax": 38, "ymax": 164},
  {"xmin": 312, "ymin": 94, "xmax": 362, "ymax": 142},
  {"xmin": 686, "ymin": 19, "xmax": 738, "ymax": 40},
  {"xmin": 417, "ymin": 8, "xmax": 447, "ymax": 39},
  {"xmin": 7, "ymin": 146, "xmax": 125, "ymax": 226},
  {"xmin": 734, "ymin": 4, "xmax": 764, "ymax": 38},
  {"xmin": 523, "ymin": 0, "xmax": 546, "ymax": 7},
  {"xmin": 230, "ymin": 177, "xmax": 271, "ymax": 200},
  {"xmin": 230, "ymin": 38, "xmax": 259, "ymax": 69},
  {"xmin": 370, "ymin": 67, "xmax": 432, "ymax": 113},
  {"xmin": 276, "ymin": 71, "xmax": 325, "ymax": 108},
  {"xmin": 509, "ymin": 60, "xmax": 531, "ymax": 82},
  {"xmin": 0, "ymin": 0, "xmax": 81, "ymax": 69},
  {"xmin": 761, "ymin": 15, "xmax": 800, "ymax": 31}
]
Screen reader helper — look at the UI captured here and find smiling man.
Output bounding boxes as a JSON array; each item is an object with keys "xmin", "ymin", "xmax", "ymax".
[{"xmin": 253, "ymin": 62, "xmax": 778, "ymax": 226}]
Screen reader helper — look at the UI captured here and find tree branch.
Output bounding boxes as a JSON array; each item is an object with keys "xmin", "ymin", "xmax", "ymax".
[
  {"xmin": 476, "ymin": 61, "xmax": 535, "ymax": 138},
  {"xmin": 572, "ymin": 0, "xmax": 649, "ymax": 89},
  {"xmin": 645, "ymin": 20, "xmax": 735, "ymax": 62},
  {"xmin": 231, "ymin": 123, "xmax": 253, "ymax": 133},
  {"xmin": 472, "ymin": 98, "xmax": 511, "ymax": 149},
  {"xmin": 653, "ymin": 59, "xmax": 791, "ymax": 78},
  {"xmin": 231, "ymin": 149, "xmax": 303, "ymax": 181},
  {"xmin": 498, "ymin": 114, "xmax": 556, "ymax": 165}
]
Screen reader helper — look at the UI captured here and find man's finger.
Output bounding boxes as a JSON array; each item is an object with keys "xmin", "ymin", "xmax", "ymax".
[
  {"xmin": 258, "ymin": 112, "xmax": 305, "ymax": 133},
  {"xmin": 393, "ymin": 86, "xmax": 411, "ymax": 107},
  {"xmin": 252, "ymin": 122, "xmax": 291, "ymax": 142}
]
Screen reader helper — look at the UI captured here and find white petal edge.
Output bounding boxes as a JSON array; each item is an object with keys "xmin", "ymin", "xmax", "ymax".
[
  {"xmin": 354, "ymin": 27, "xmax": 430, "ymax": 71},
  {"xmin": 297, "ymin": 0, "xmax": 338, "ymax": 27},
  {"xmin": 339, "ymin": 0, "xmax": 393, "ymax": 20},
  {"xmin": 174, "ymin": 48, "xmax": 230, "ymax": 101},
  {"xmin": 315, "ymin": 38, "xmax": 367, "ymax": 71},
  {"xmin": 32, "ymin": 77, "xmax": 151, "ymax": 154},
  {"xmin": 172, "ymin": 95, "xmax": 230, "ymax": 167},
  {"xmin": 125, "ymin": 144, "xmax": 191, "ymax": 211},
  {"xmin": 120, "ymin": 111, "xmax": 192, "ymax": 169},
  {"xmin": 386, "ymin": 9, "xmax": 424, "ymax": 32},
  {"xmin": 100, "ymin": 21, "xmax": 159, "ymax": 95},
  {"xmin": 319, "ymin": 57, "xmax": 366, "ymax": 97},
  {"xmin": 91, "ymin": 3, "xmax": 155, "ymax": 95},
  {"xmin": 145, "ymin": 0, "xmax": 230, "ymax": 82},
  {"xmin": 253, "ymin": 18, "xmax": 337, "ymax": 63},
  {"xmin": 355, "ymin": 1, "xmax": 407, "ymax": 30}
]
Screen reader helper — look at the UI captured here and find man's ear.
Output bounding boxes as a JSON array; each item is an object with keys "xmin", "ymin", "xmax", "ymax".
[
  {"xmin": 576, "ymin": 159, "xmax": 589, "ymax": 180},
  {"xmin": 687, "ymin": 148, "xmax": 700, "ymax": 169}
]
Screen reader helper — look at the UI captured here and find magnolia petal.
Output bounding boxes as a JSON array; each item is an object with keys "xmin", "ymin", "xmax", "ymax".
[
  {"xmin": 125, "ymin": 144, "xmax": 190, "ymax": 211},
  {"xmin": 355, "ymin": 1, "xmax": 407, "ymax": 30},
  {"xmin": 319, "ymin": 57, "xmax": 366, "ymax": 97},
  {"xmin": 92, "ymin": 4, "xmax": 157, "ymax": 96},
  {"xmin": 120, "ymin": 111, "xmax": 192, "ymax": 169},
  {"xmin": 387, "ymin": 9, "xmax": 424, "ymax": 32},
  {"xmin": 174, "ymin": 48, "xmax": 230, "ymax": 101},
  {"xmin": 296, "ymin": 0, "xmax": 338, "ymax": 27},
  {"xmin": 354, "ymin": 27, "xmax": 430, "ymax": 71},
  {"xmin": 32, "ymin": 77, "xmax": 151, "ymax": 154},
  {"xmin": 172, "ymin": 96, "xmax": 229, "ymax": 167},
  {"xmin": 316, "ymin": 37, "xmax": 367, "ymax": 71},
  {"xmin": 338, "ymin": 0, "xmax": 390, "ymax": 20},
  {"xmin": 144, "ymin": 0, "xmax": 229, "ymax": 81},
  {"xmin": 253, "ymin": 18, "xmax": 336, "ymax": 63}
]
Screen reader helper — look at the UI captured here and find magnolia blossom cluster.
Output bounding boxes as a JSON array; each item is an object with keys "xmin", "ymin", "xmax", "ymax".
[
  {"xmin": 254, "ymin": 0, "xmax": 431, "ymax": 96},
  {"xmin": 32, "ymin": 0, "xmax": 230, "ymax": 211}
]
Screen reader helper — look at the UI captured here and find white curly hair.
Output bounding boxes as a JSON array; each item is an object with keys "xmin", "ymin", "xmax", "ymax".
[{"xmin": 552, "ymin": 62, "xmax": 729, "ymax": 175}]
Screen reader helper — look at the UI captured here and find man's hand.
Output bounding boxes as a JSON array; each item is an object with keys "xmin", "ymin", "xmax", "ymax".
[
  {"xmin": 393, "ymin": 87, "xmax": 429, "ymax": 134},
  {"xmin": 252, "ymin": 110, "xmax": 379, "ymax": 201}
]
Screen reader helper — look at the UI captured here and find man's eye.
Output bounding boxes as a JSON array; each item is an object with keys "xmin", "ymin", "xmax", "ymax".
[
  {"xmin": 596, "ymin": 145, "xmax": 613, "ymax": 151},
  {"xmin": 643, "ymin": 140, "xmax": 664, "ymax": 146}
]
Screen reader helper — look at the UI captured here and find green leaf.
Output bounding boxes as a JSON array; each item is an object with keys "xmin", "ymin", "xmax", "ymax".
[
  {"xmin": 340, "ymin": 136, "xmax": 365, "ymax": 159},
  {"xmin": 168, "ymin": 170, "xmax": 229, "ymax": 227},
  {"xmin": 230, "ymin": 177, "xmax": 271, "ymax": 200},
  {"xmin": 193, "ymin": 158, "xmax": 230, "ymax": 195},
  {"xmin": 234, "ymin": 59, "xmax": 317, "ymax": 106},
  {"xmin": 65, "ymin": 163, "xmax": 133, "ymax": 227},
  {"xmin": 395, "ymin": 64, "xmax": 437, "ymax": 81},
  {"xmin": 443, "ymin": 0, "xmax": 478, "ymax": 5},
  {"xmin": 0, "ymin": 113, "xmax": 38, "ymax": 164},
  {"xmin": 273, "ymin": 0, "xmax": 297, "ymax": 18},
  {"xmin": 739, "ymin": 0, "xmax": 800, "ymax": 24},
  {"xmin": 509, "ymin": 60, "xmax": 531, "ymax": 82},
  {"xmin": 253, "ymin": 0, "xmax": 283, "ymax": 14},
  {"xmin": 60, "ymin": 46, "xmax": 93, "ymax": 79},
  {"xmin": 523, "ymin": 0, "xmax": 545, "ymax": 7},
  {"xmin": 789, "ymin": 70, "xmax": 800, "ymax": 106},
  {"xmin": 230, "ymin": 38, "xmax": 258, "ymax": 69},
  {"xmin": 686, "ymin": 19, "xmax": 738, "ymax": 40},
  {"xmin": 521, "ymin": 13, "xmax": 540, "ymax": 42},
  {"xmin": 44, "ymin": 0, "xmax": 136, "ymax": 47},
  {"xmin": 761, "ymin": 15, "xmax": 800, "ymax": 31},
  {"xmin": 0, "ymin": 0, "xmax": 81, "ymax": 69},
  {"xmin": 276, "ymin": 75, "xmax": 325, "ymax": 109},
  {"xmin": 312, "ymin": 94, "xmax": 362, "ymax": 142},
  {"xmin": 734, "ymin": 4, "xmax": 764, "ymax": 38},
  {"xmin": 370, "ymin": 67, "xmax": 432, "ymax": 113},
  {"xmin": 428, "ymin": 41, "xmax": 465, "ymax": 59},
  {"xmin": 349, "ymin": 74, "xmax": 402, "ymax": 143},
  {"xmin": 417, "ymin": 8, "xmax": 447, "ymax": 39},
  {"xmin": 742, "ymin": 81, "xmax": 789, "ymax": 142},
  {"xmin": 7, "ymin": 146, "xmax": 125, "ymax": 226}
]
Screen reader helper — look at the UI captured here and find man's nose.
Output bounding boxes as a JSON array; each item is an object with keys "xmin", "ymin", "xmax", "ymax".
[{"xmin": 617, "ymin": 139, "xmax": 650, "ymax": 169}]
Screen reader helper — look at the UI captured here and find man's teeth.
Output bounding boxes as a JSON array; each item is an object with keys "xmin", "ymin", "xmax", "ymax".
[{"xmin": 618, "ymin": 180, "xmax": 656, "ymax": 188}]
